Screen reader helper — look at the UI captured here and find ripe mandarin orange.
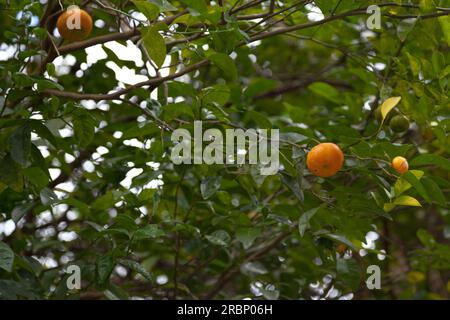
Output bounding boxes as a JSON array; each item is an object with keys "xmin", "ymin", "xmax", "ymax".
[
  {"xmin": 392, "ymin": 156, "xmax": 409, "ymax": 174},
  {"xmin": 57, "ymin": 5, "xmax": 93, "ymax": 42},
  {"xmin": 306, "ymin": 143, "xmax": 344, "ymax": 178}
]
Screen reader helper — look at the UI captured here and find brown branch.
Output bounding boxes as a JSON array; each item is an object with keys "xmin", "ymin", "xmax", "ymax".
[
  {"xmin": 44, "ymin": 59, "xmax": 209, "ymax": 101},
  {"xmin": 43, "ymin": 5, "xmax": 449, "ymax": 102},
  {"xmin": 48, "ymin": 3, "xmax": 450, "ymax": 61},
  {"xmin": 254, "ymin": 55, "xmax": 348, "ymax": 100},
  {"xmin": 255, "ymin": 78, "xmax": 351, "ymax": 100},
  {"xmin": 48, "ymin": 150, "xmax": 92, "ymax": 188},
  {"xmin": 246, "ymin": 7, "xmax": 449, "ymax": 43},
  {"xmin": 203, "ymin": 226, "xmax": 295, "ymax": 299},
  {"xmin": 58, "ymin": 29, "xmax": 139, "ymax": 56},
  {"xmin": 230, "ymin": 0, "xmax": 266, "ymax": 15},
  {"xmin": 42, "ymin": 9, "xmax": 188, "ymax": 69}
]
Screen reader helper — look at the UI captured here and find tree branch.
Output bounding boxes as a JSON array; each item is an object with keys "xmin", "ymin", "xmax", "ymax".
[
  {"xmin": 203, "ymin": 226, "xmax": 295, "ymax": 299},
  {"xmin": 44, "ymin": 59, "xmax": 209, "ymax": 101},
  {"xmin": 43, "ymin": 5, "xmax": 449, "ymax": 102}
]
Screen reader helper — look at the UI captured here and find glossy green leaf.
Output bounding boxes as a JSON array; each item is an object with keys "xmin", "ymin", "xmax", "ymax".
[
  {"xmin": 142, "ymin": 27, "xmax": 167, "ymax": 68},
  {"xmin": 0, "ymin": 242, "xmax": 14, "ymax": 272}
]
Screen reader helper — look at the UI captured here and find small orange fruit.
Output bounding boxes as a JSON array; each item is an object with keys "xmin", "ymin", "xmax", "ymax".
[
  {"xmin": 336, "ymin": 244, "xmax": 347, "ymax": 255},
  {"xmin": 306, "ymin": 143, "xmax": 344, "ymax": 178},
  {"xmin": 57, "ymin": 5, "xmax": 93, "ymax": 42},
  {"xmin": 392, "ymin": 156, "xmax": 409, "ymax": 174}
]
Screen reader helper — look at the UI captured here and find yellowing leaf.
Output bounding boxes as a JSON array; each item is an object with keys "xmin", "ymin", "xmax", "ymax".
[
  {"xmin": 380, "ymin": 96, "xmax": 402, "ymax": 122},
  {"xmin": 438, "ymin": 16, "xmax": 450, "ymax": 47},
  {"xmin": 394, "ymin": 170, "xmax": 424, "ymax": 196},
  {"xmin": 394, "ymin": 195, "xmax": 421, "ymax": 207},
  {"xmin": 420, "ymin": 0, "xmax": 434, "ymax": 13},
  {"xmin": 407, "ymin": 271, "xmax": 425, "ymax": 284},
  {"xmin": 383, "ymin": 203, "xmax": 396, "ymax": 213},
  {"xmin": 406, "ymin": 52, "xmax": 420, "ymax": 77}
]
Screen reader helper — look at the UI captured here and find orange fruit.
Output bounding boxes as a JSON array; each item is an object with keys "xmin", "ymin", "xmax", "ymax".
[
  {"xmin": 306, "ymin": 143, "xmax": 344, "ymax": 178},
  {"xmin": 392, "ymin": 156, "xmax": 409, "ymax": 174},
  {"xmin": 57, "ymin": 5, "xmax": 93, "ymax": 42},
  {"xmin": 336, "ymin": 244, "xmax": 347, "ymax": 255}
]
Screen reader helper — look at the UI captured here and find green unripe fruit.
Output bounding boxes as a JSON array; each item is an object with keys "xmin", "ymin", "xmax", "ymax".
[
  {"xmin": 374, "ymin": 107, "xmax": 399, "ymax": 124},
  {"xmin": 390, "ymin": 115, "xmax": 410, "ymax": 133}
]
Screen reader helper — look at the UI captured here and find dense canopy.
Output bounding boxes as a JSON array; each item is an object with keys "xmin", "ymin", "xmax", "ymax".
[{"xmin": 0, "ymin": 0, "xmax": 449, "ymax": 300}]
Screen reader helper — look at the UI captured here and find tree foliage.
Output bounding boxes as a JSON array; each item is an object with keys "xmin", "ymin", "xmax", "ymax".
[{"xmin": 0, "ymin": 0, "xmax": 449, "ymax": 300}]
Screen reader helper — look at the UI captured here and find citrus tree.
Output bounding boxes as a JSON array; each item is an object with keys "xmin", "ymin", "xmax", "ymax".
[{"xmin": 0, "ymin": 0, "xmax": 449, "ymax": 300}]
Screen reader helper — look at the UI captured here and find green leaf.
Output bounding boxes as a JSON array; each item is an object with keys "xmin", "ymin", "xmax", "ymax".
[
  {"xmin": 104, "ymin": 284, "xmax": 129, "ymax": 300},
  {"xmin": 73, "ymin": 110, "xmax": 96, "ymax": 148},
  {"xmin": 397, "ymin": 18, "xmax": 417, "ymax": 42},
  {"xmin": 208, "ymin": 52, "xmax": 237, "ymax": 81},
  {"xmin": 281, "ymin": 174, "xmax": 304, "ymax": 203},
  {"xmin": 9, "ymin": 123, "xmax": 31, "ymax": 166},
  {"xmin": 0, "ymin": 242, "xmax": 14, "ymax": 272},
  {"xmin": 410, "ymin": 154, "xmax": 450, "ymax": 171},
  {"xmin": 322, "ymin": 233, "xmax": 358, "ymax": 250},
  {"xmin": 200, "ymin": 176, "xmax": 222, "ymax": 200},
  {"xmin": 134, "ymin": 224, "xmax": 165, "ymax": 240},
  {"xmin": 40, "ymin": 188, "xmax": 59, "ymax": 206},
  {"xmin": 422, "ymin": 178, "xmax": 446, "ymax": 207},
  {"xmin": 92, "ymin": 192, "xmax": 115, "ymax": 211},
  {"xmin": 440, "ymin": 65, "xmax": 450, "ymax": 79},
  {"xmin": 29, "ymin": 120, "xmax": 59, "ymax": 148},
  {"xmin": 33, "ymin": 27, "xmax": 47, "ymax": 39},
  {"xmin": 420, "ymin": 0, "xmax": 434, "ymax": 12},
  {"xmin": 168, "ymin": 81, "xmax": 195, "ymax": 97},
  {"xmin": 402, "ymin": 171, "xmax": 429, "ymax": 203},
  {"xmin": 417, "ymin": 229, "xmax": 436, "ymax": 247},
  {"xmin": 202, "ymin": 84, "xmax": 230, "ymax": 106},
  {"xmin": 119, "ymin": 259, "xmax": 152, "ymax": 281},
  {"xmin": 96, "ymin": 256, "xmax": 115, "ymax": 284},
  {"xmin": 380, "ymin": 96, "xmax": 401, "ymax": 123},
  {"xmin": 205, "ymin": 230, "xmax": 230, "ymax": 246},
  {"xmin": 246, "ymin": 110, "xmax": 272, "ymax": 129},
  {"xmin": 336, "ymin": 257, "xmax": 360, "ymax": 291},
  {"xmin": 0, "ymin": 155, "xmax": 23, "ymax": 192},
  {"xmin": 142, "ymin": 27, "xmax": 167, "ymax": 68},
  {"xmin": 133, "ymin": 0, "xmax": 160, "ymax": 20},
  {"xmin": 12, "ymin": 73, "xmax": 33, "ymax": 87},
  {"xmin": 62, "ymin": 198, "xmax": 90, "ymax": 215},
  {"xmin": 394, "ymin": 170, "xmax": 424, "ymax": 196},
  {"xmin": 260, "ymin": 285, "xmax": 280, "ymax": 300},
  {"xmin": 298, "ymin": 206, "xmax": 322, "ymax": 237},
  {"xmin": 308, "ymin": 82, "xmax": 340, "ymax": 104},
  {"xmin": 24, "ymin": 167, "xmax": 49, "ymax": 190},
  {"xmin": 35, "ymin": 79, "xmax": 64, "ymax": 91},
  {"xmin": 150, "ymin": 0, "xmax": 177, "ymax": 12},
  {"xmin": 244, "ymin": 78, "xmax": 278, "ymax": 99},
  {"xmin": 182, "ymin": 0, "xmax": 208, "ymax": 16},
  {"xmin": 406, "ymin": 52, "xmax": 420, "ymax": 77},
  {"xmin": 162, "ymin": 102, "xmax": 194, "ymax": 121},
  {"xmin": 236, "ymin": 228, "xmax": 260, "ymax": 249},
  {"xmin": 11, "ymin": 202, "xmax": 34, "ymax": 223},
  {"xmin": 438, "ymin": 16, "xmax": 450, "ymax": 47},
  {"xmin": 46, "ymin": 63, "xmax": 56, "ymax": 77}
]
